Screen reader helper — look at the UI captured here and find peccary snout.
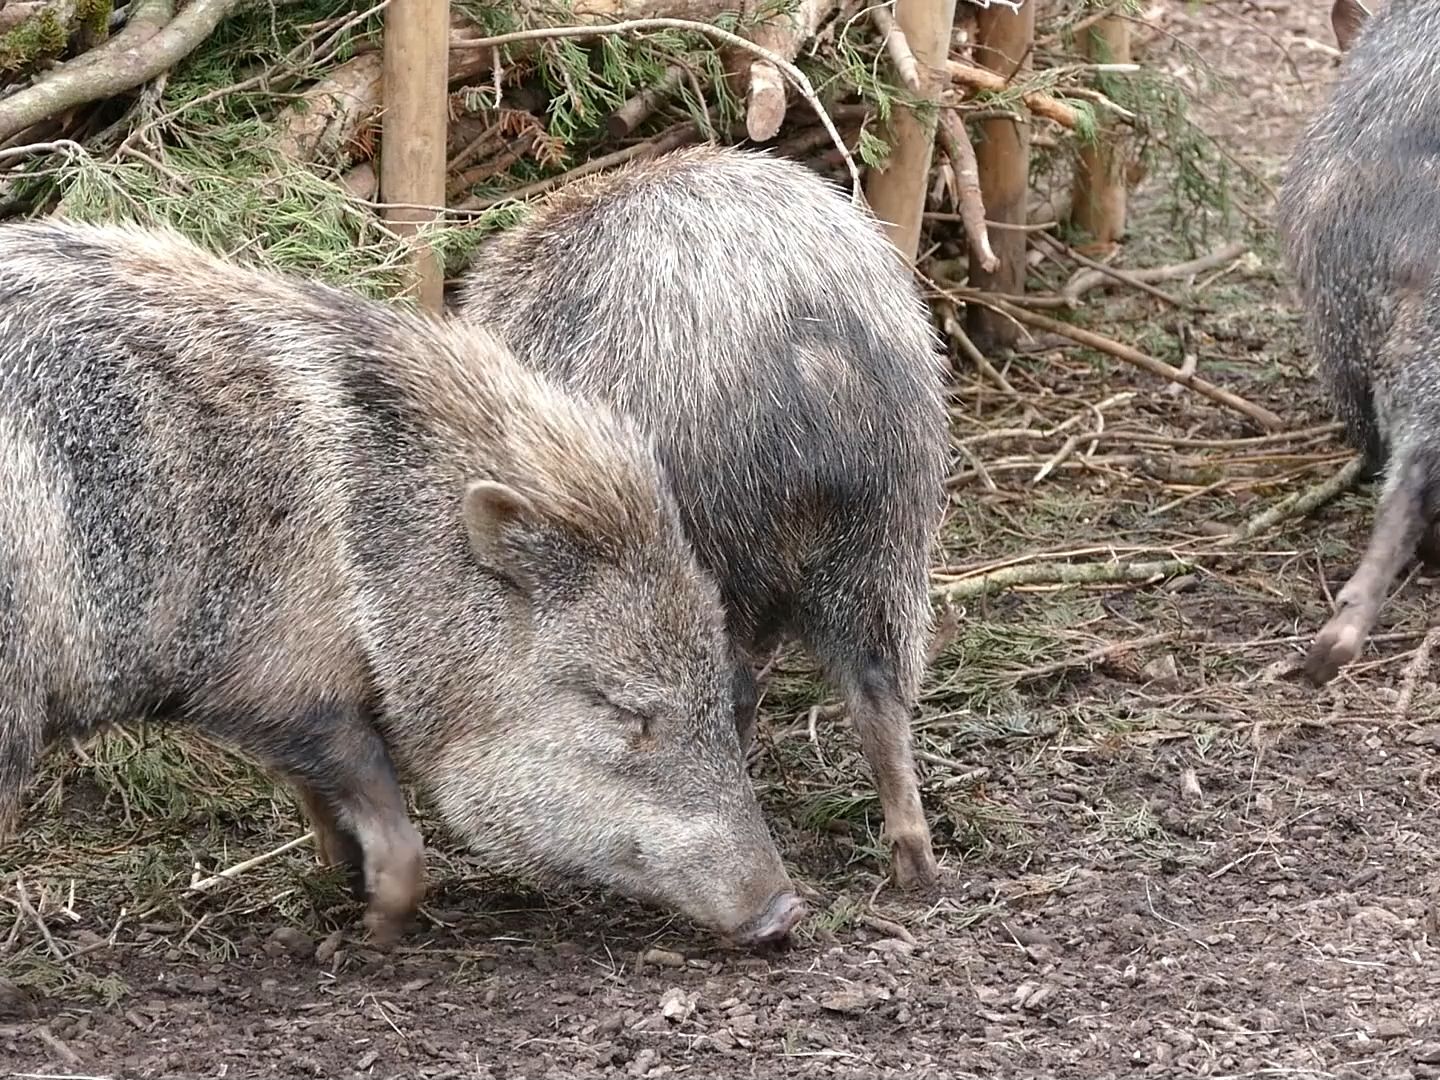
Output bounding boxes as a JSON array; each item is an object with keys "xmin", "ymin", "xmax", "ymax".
[
  {"xmin": 729, "ymin": 891, "xmax": 807, "ymax": 947},
  {"xmin": 616, "ymin": 805, "xmax": 803, "ymax": 945}
]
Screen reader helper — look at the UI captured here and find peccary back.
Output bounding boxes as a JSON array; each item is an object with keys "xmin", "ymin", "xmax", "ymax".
[
  {"xmin": 456, "ymin": 145, "xmax": 951, "ymax": 890},
  {"xmin": 0, "ymin": 219, "xmax": 801, "ymax": 945}
]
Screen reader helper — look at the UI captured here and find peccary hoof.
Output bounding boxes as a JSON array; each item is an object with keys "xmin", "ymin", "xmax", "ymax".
[{"xmin": 1303, "ymin": 633, "xmax": 1357, "ymax": 686}]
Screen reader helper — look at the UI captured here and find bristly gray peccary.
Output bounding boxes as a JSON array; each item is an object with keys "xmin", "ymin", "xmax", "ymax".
[
  {"xmin": 455, "ymin": 144, "xmax": 951, "ymax": 890},
  {"xmin": 1275, "ymin": 0, "xmax": 1440, "ymax": 685},
  {"xmin": 0, "ymin": 218, "xmax": 804, "ymax": 947}
]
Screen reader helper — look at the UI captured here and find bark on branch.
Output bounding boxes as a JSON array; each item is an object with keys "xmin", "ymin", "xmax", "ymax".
[
  {"xmin": 0, "ymin": 0, "xmax": 237, "ymax": 146},
  {"xmin": 872, "ymin": 6, "xmax": 995, "ymax": 271},
  {"xmin": 948, "ymin": 58, "xmax": 1080, "ymax": 129}
]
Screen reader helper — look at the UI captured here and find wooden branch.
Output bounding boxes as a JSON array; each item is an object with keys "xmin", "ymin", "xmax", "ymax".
[
  {"xmin": 872, "ymin": 7, "xmax": 995, "ymax": 272},
  {"xmin": 381, "ymin": 0, "xmax": 449, "ymax": 312},
  {"xmin": 606, "ymin": 62, "xmax": 685, "ymax": 137},
  {"xmin": 1059, "ymin": 242, "xmax": 1248, "ymax": 304},
  {"xmin": 1034, "ymin": 230, "xmax": 1189, "ymax": 309},
  {"xmin": 1068, "ymin": 17, "xmax": 1131, "ymax": 250},
  {"xmin": 0, "ymin": 0, "xmax": 236, "ymax": 146},
  {"xmin": 947, "ymin": 59, "xmax": 1079, "ymax": 128},
  {"xmin": 272, "ymin": 52, "xmax": 383, "ymax": 163},
  {"xmin": 863, "ymin": 0, "xmax": 959, "ymax": 260},
  {"xmin": 740, "ymin": 0, "xmax": 836, "ymax": 141},
  {"xmin": 932, "ymin": 556, "xmax": 1191, "ymax": 600},
  {"xmin": 0, "ymin": 0, "xmax": 87, "ymax": 75},
  {"xmin": 272, "ymin": 33, "xmax": 495, "ymax": 165},
  {"xmin": 453, "ymin": 17, "xmax": 862, "ymax": 201},
  {"xmin": 966, "ymin": 1, "xmax": 1034, "ymax": 347},
  {"xmin": 976, "ymin": 295, "xmax": 1286, "ymax": 431}
]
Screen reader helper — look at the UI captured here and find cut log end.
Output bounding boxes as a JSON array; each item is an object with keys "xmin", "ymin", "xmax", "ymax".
[{"xmin": 745, "ymin": 61, "xmax": 786, "ymax": 141}]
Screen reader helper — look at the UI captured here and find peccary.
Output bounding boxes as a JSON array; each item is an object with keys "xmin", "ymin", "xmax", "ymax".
[
  {"xmin": 1276, "ymin": 0, "xmax": 1440, "ymax": 684},
  {"xmin": 455, "ymin": 145, "xmax": 950, "ymax": 889},
  {"xmin": 0, "ymin": 219, "xmax": 804, "ymax": 946}
]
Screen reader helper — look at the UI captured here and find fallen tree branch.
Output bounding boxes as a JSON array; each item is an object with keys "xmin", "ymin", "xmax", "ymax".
[
  {"xmin": 0, "ymin": 0, "xmax": 90, "ymax": 75},
  {"xmin": 935, "ymin": 453, "xmax": 1359, "ymax": 602},
  {"xmin": 970, "ymin": 295, "xmax": 1286, "ymax": 431},
  {"xmin": 1034, "ymin": 230, "xmax": 1190, "ymax": 310},
  {"xmin": 741, "ymin": 0, "xmax": 836, "ymax": 141},
  {"xmin": 0, "ymin": 0, "xmax": 238, "ymax": 147},
  {"xmin": 1226, "ymin": 454, "xmax": 1363, "ymax": 543},
  {"xmin": 932, "ymin": 555, "xmax": 1192, "ymax": 600},
  {"xmin": 453, "ymin": 16, "xmax": 863, "ymax": 202},
  {"xmin": 271, "ymin": 29, "xmax": 496, "ymax": 165},
  {"xmin": 1060, "ymin": 241, "xmax": 1248, "ymax": 304},
  {"xmin": 873, "ymin": 6, "xmax": 996, "ymax": 272},
  {"xmin": 948, "ymin": 57, "xmax": 1081, "ymax": 128},
  {"xmin": 272, "ymin": 52, "xmax": 383, "ymax": 163}
]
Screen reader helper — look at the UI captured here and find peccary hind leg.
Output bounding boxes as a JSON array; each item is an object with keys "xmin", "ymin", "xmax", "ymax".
[
  {"xmin": 203, "ymin": 703, "xmax": 426, "ymax": 943},
  {"xmin": 834, "ymin": 659, "xmax": 936, "ymax": 889},
  {"xmin": 805, "ymin": 625, "xmax": 936, "ymax": 888},
  {"xmin": 1307, "ymin": 450, "xmax": 1435, "ymax": 684}
]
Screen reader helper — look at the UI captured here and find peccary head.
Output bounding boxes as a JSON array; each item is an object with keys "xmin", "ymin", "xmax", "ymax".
[
  {"xmin": 367, "ymin": 343, "xmax": 804, "ymax": 947},
  {"xmin": 450, "ymin": 479, "xmax": 801, "ymax": 943}
]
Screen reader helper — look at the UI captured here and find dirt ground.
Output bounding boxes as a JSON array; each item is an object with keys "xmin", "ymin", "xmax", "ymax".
[{"xmin": 6, "ymin": 4, "xmax": 1437, "ymax": 1079}]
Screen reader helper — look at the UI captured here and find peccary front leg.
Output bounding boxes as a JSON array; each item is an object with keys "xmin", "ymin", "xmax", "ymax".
[
  {"xmin": 295, "ymin": 783, "xmax": 366, "ymax": 895},
  {"xmin": 1306, "ymin": 457, "xmax": 1431, "ymax": 684},
  {"xmin": 732, "ymin": 662, "xmax": 761, "ymax": 754},
  {"xmin": 202, "ymin": 703, "xmax": 426, "ymax": 943}
]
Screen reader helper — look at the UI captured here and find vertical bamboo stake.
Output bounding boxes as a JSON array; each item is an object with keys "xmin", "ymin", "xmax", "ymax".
[
  {"xmin": 381, "ymin": 0, "xmax": 450, "ymax": 313},
  {"xmin": 863, "ymin": 0, "xmax": 961, "ymax": 263},
  {"xmin": 1068, "ymin": 16, "xmax": 1130, "ymax": 251},
  {"xmin": 966, "ymin": 1, "xmax": 1034, "ymax": 348}
]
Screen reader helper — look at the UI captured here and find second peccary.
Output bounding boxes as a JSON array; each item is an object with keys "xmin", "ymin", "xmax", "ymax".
[
  {"xmin": 456, "ymin": 145, "xmax": 951, "ymax": 889},
  {"xmin": 1276, "ymin": 0, "xmax": 1440, "ymax": 684},
  {"xmin": 0, "ymin": 219, "xmax": 803, "ymax": 947}
]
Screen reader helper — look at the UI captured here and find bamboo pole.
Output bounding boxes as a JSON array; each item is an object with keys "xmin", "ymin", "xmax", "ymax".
[
  {"xmin": 863, "ymin": 0, "xmax": 960, "ymax": 262},
  {"xmin": 966, "ymin": 0, "xmax": 1034, "ymax": 348},
  {"xmin": 1067, "ymin": 16, "xmax": 1130, "ymax": 251},
  {"xmin": 380, "ymin": 0, "xmax": 450, "ymax": 313}
]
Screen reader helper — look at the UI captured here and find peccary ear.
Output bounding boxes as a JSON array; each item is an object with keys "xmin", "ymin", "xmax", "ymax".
[
  {"xmin": 1331, "ymin": 0, "xmax": 1370, "ymax": 51},
  {"xmin": 463, "ymin": 480, "xmax": 541, "ymax": 589}
]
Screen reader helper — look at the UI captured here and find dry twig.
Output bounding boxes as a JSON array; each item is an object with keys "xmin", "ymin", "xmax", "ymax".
[
  {"xmin": 1394, "ymin": 628, "xmax": 1440, "ymax": 718},
  {"xmin": 185, "ymin": 832, "xmax": 315, "ymax": 894}
]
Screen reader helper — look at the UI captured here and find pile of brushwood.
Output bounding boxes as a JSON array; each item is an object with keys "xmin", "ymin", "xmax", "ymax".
[{"xmin": 0, "ymin": 0, "xmax": 1244, "ymax": 318}]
